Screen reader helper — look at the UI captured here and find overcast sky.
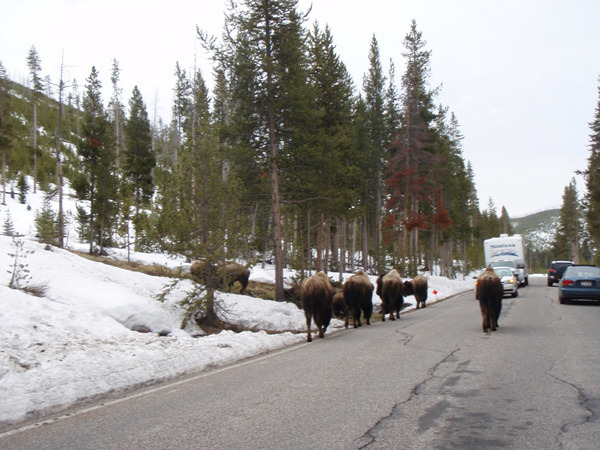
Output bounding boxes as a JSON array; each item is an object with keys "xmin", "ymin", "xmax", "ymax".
[{"xmin": 2, "ymin": 0, "xmax": 599, "ymax": 218}]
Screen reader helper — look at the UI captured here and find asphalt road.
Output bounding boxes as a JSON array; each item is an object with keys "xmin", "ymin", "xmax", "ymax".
[{"xmin": 2, "ymin": 277, "xmax": 599, "ymax": 449}]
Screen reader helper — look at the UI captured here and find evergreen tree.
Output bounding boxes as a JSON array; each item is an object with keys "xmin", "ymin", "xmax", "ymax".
[
  {"xmin": 499, "ymin": 206, "xmax": 513, "ymax": 235},
  {"xmin": 386, "ymin": 19, "xmax": 438, "ymax": 271},
  {"xmin": 171, "ymin": 62, "xmax": 191, "ymax": 161},
  {"xmin": 554, "ymin": 179, "xmax": 581, "ymax": 262},
  {"xmin": 26, "ymin": 46, "xmax": 44, "ymax": 193},
  {"xmin": 78, "ymin": 66, "xmax": 117, "ymax": 254},
  {"xmin": 3, "ymin": 211, "xmax": 15, "ymax": 236},
  {"xmin": 299, "ymin": 23, "xmax": 357, "ymax": 273},
  {"xmin": 124, "ymin": 86, "xmax": 155, "ymax": 218},
  {"xmin": 0, "ymin": 60, "xmax": 12, "ymax": 205},
  {"xmin": 585, "ymin": 75, "xmax": 600, "ymax": 264},
  {"xmin": 385, "ymin": 59, "xmax": 400, "ymax": 147},
  {"xmin": 17, "ymin": 173, "xmax": 28, "ymax": 204},
  {"xmin": 35, "ymin": 198, "xmax": 59, "ymax": 245},
  {"xmin": 362, "ymin": 35, "xmax": 387, "ymax": 270},
  {"xmin": 209, "ymin": 0, "xmax": 311, "ymax": 300},
  {"xmin": 109, "ymin": 59, "xmax": 126, "ymax": 167},
  {"xmin": 159, "ymin": 68, "xmax": 242, "ymax": 326}
]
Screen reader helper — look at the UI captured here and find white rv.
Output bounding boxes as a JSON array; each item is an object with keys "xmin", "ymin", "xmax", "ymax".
[{"xmin": 484, "ymin": 234, "xmax": 529, "ymax": 286}]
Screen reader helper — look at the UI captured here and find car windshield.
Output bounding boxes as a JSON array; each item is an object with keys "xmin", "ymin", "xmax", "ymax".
[
  {"xmin": 552, "ymin": 262, "xmax": 573, "ymax": 271},
  {"xmin": 490, "ymin": 260, "xmax": 516, "ymax": 268},
  {"xmin": 564, "ymin": 266, "xmax": 600, "ymax": 278},
  {"xmin": 494, "ymin": 267, "xmax": 513, "ymax": 277}
]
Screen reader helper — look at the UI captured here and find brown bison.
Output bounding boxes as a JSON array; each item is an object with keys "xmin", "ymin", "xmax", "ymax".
[
  {"xmin": 475, "ymin": 268, "xmax": 503, "ymax": 332},
  {"xmin": 404, "ymin": 274, "xmax": 428, "ymax": 309},
  {"xmin": 332, "ymin": 290, "xmax": 348, "ymax": 321},
  {"xmin": 300, "ymin": 272, "xmax": 335, "ymax": 342},
  {"xmin": 343, "ymin": 270, "xmax": 374, "ymax": 328},
  {"xmin": 190, "ymin": 260, "xmax": 250, "ymax": 295},
  {"xmin": 376, "ymin": 269, "xmax": 403, "ymax": 321}
]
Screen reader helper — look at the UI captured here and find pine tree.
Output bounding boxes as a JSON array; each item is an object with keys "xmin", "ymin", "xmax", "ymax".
[
  {"xmin": 585, "ymin": 76, "xmax": 600, "ymax": 264},
  {"xmin": 35, "ymin": 198, "xmax": 59, "ymax": 245},
  {"xmin": 361, "ymin": 35, "xmax": 388, "ymax": 271},
  {"xmin": 3, "ymin": 211, "xmax": 15, "ymax": 236},
  {"xmin": 301, "ymin": 23, "xmax": 357, "ymax": 272},
  {"xmin": 554, "ymin": 179, "xmax": 581, "ymax": 262},
  {"xmin": 26, "ymin": 46, "xmax": 43, "ymax": 193},
  {"xmin": 171, "ymin": 62, "xmax": 191, "ymax": 161},
  {"xmin": 159, "ymin": 68, "xmax": 242, "ymax": 326},
  {"xmin": 499, "ymin": 206, "xmax": 513, "ymax": 235},
  {"xmin": 124, "ymin": 86, "xmax": 155, "ymax": 219},
  {"xmin": 78, "ymin": 66, "xmax": 117, "ymax": 254},
  {"xmin": 17, "ymin": 173, "xmax": 28, "ymax": 204},
  {"xmin": 386, "ymin": 20, "xmax": 438, "ymax": 271},
  {"xmin": 109, "ymin": 59, "xmax": 126, "ymax": 167},
  {"xmin": 209, "ymin": 0, "xmax": 311, "ymax": 301}
]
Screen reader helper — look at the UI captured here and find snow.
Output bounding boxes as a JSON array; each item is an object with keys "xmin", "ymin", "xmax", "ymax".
[{"xmin": 0, "ymin": 182, "xmax": 475, "ymax": 427}]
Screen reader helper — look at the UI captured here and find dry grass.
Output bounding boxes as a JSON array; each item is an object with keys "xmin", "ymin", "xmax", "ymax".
[{"xmin": 70, "ymin": 250, "xmax": 184, "ymax": 278}]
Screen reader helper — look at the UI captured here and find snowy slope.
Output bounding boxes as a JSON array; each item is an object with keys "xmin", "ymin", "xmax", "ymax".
[{"xmin": 0, "ymin": 183, "xmax": 475, "ymax": 427}]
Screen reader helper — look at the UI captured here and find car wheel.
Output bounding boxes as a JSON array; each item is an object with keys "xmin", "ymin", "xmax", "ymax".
[
  {"xmin": 547, "ymin": 280, "xmax": 553, "ymax": 287},
  {"xmin": 525, "ymin": 277, "xmax": 529, "ymax": 286},
  {"xmin": 512, "ymin": 291, "xmax": 518, "ymax": 298},
  {"xmin": 559, "ymin": 295, "xmax": 568, "ymax": 304}
]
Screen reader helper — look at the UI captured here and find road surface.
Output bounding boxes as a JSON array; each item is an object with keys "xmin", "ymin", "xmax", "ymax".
[{"xmin": 1, "ymin": 277, "xmax": 599, "ymax": 449}]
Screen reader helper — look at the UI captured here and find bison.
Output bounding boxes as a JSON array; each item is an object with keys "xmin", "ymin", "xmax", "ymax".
[
  {"xmin": 376, "ymin": 269, "xmax": 403, "ymax": 321},
  {"xmin": 404, "ymin": 274, "xmax": 428, "ymax": 310},
  {"xmin": 300, "ymin": 272, "xmax": 335, "ymax": 342},
  {"xmin": 332, "ymin": 290, "xmax": 348, "ymax": 321},
  {"xmin": 190, "ymin": 260, "xmax": 250, "ymax": 295},
  {"xmin": 343, "ymin": 270, "xmax": 374, "ymax": 328},
  {"xmin": 475, "ymin": 267, "xmax": 503, "ymax": 332}
]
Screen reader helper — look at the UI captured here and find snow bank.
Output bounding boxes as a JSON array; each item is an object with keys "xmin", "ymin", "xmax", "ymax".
[{"xmin": 0, "ymin": 184, "xmax": 474, "ymax": 428}]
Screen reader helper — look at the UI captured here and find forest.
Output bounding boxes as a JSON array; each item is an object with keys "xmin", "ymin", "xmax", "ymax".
[{"xmin": 1, "ymin": 0, "xmax": 599, "ymax": 302}]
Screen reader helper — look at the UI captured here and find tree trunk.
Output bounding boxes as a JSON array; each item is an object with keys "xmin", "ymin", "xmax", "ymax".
[
  {"xmin": 362, "ymin": 216, "xmax": 368, "ymax": 271},
  {"xmin": 351, "ymin": 217, "xmax": 356, "ymax": 272},
  {"xmin": 316, "ymin": 212, "xmax": 323, "ymax": 272},
  {"xmin": 307, "ymin": 209, "xmax": 312, "ymax": 274},
  {"xmin": 2, "ymin": 150, "xmax": 6, "ymax": 205},
  {"xmin": 264, "ymin": 11, "xmax": 284, "ymax": 302},
  {"xmin": 56, "ymin": 59, "xmax": 65, "ymax": 247},
  {"xmin": 325, "ymin": 215, "xmax": 331, "ymax": 274},
  {"xmin": 32, "ymin": 101, "xmax": 37, "ymax": 193}
]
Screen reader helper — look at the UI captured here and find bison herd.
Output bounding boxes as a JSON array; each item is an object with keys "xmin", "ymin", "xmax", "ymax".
[
  {"xmin": 301, "ymin": 269, "xmax": 429, "ymax": 343},
  {"xmin": 190, "ymin": 259, "xmax": 503, "ymax": 341}
]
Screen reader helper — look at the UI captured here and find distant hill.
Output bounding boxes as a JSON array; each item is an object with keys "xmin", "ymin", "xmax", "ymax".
[{"xmin": 511, "ymin": 209, "xmax": 560, "ymax": 252}]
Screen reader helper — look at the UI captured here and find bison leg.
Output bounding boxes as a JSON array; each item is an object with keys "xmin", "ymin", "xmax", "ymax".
[
  {"xmin": 490, "ymin": 307, "xmax": 499, "ymax": 331},
  {"xmin": 305, "ymin": 314, "xmax": 313, "ymax": 342},
  {"xmin": 353, "ymin": 308, "xmax": 361, "ymax": 328},
  {"xmin": 479, "ymin": 303, "xmax": 490, "ymax": 332},
  {"xmin": 381, "ymin": 304, "xmax": 386, "ymax": 322},
  {"xmin": 318, "ymin": 325, "xmax": 326, "ymax": 338},
  {"xmin": 364, "ymin": 306, "xmax": 372, "ymax": 326}
]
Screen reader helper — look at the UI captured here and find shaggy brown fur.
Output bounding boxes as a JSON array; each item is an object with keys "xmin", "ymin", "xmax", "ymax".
[
  {"xmin": 475, "ymin": 268, "xmax": 504, "ymax": 332},
  {"xmin": 332, "ymin": 290, "xmax": 348, "ymax": 321},
  {"xmin": 190, "ymin": 260, "xmax": 250, "ymax": 294},
  {"xmin": 404, "ymin": 274, "xmax": 428, "ymax": 309},
  {"xmin": 300, "ymin": 272, "xmax": 334, "ymax": 342},
  {"xmin": 376, "ymin": 269, "xmax": 403, "ymax": 321},
  {"xmin": 343, "ymin": 270, "xmax": 374, "ymax": 328}
]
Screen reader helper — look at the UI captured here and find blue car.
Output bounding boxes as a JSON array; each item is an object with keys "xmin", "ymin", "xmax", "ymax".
[{"xmin": 558, "ymin": 265, "xmax": 600, "ymax": 304}]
